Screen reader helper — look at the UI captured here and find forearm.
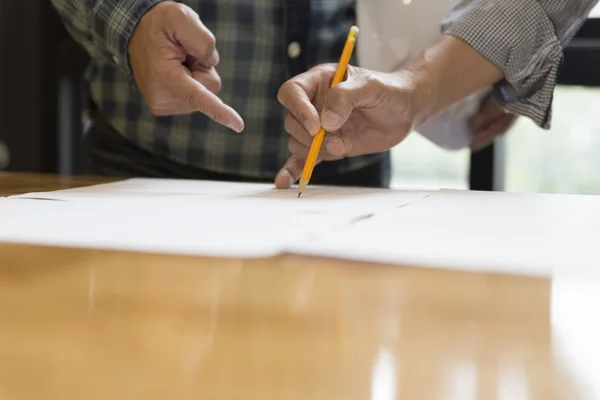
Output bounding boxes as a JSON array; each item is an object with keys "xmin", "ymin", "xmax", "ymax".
[
  {"xmin": 438, "ymin": 0, "xmax": 598, "ymax": 128},
  {"xmin": 50, "ymin": 0, "xmax": 165, "ymax": 75},
  {"xmin": 397, "ymin": 35, "xmax": 502, "ymax": 128}
]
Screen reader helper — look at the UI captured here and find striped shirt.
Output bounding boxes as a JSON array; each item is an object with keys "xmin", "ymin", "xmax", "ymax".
[{"xmin": 51, "ymin": 0, "xmax": 596, "ymax": 179}]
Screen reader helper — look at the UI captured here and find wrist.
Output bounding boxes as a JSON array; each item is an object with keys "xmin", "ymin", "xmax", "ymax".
[
  {"xmin": 125, "ymin": 1, "xmax": 171, "ymax": 74},
  {"xmin": 393, "ymin": 35, "xmax": 504, "ymax": 127},
  {"xmin": 390, "ymin": 67, "xmax": 438, "ymax": 129}
]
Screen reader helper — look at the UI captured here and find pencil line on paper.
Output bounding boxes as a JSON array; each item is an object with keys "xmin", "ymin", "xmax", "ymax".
[{"xmin": 396, "ymin": 194, "xmax": 431, "ymax": 209}]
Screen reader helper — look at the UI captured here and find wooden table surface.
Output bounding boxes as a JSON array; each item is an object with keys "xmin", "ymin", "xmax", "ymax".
[{"xmin": 0, "ymin": 172, "xmax": 598, "ymax": 399}]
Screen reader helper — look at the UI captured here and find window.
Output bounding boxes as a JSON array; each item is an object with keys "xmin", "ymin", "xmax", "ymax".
[
  {"xmin": 392, "ymin": 11, "xmax": 600, "ymax": 194},
  {"xmin": 504, "ymin": 86, "xmax": 600, "ymax": 194},
  {"xmin": 390, "ymin": 132, "xmax": 469, "ymax": 190}
]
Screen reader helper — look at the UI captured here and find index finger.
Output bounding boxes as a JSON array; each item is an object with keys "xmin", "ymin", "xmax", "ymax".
[
  {"xmin": 171, "ymin": 66, "xmax": 244, "ymax": 132},
  {"xmin": 277, "ymin": 66, "xmax": 335, "ymax": 136},
  {"xmin": 274, "ymin": 155, "xmax": 323, "ymax": 189}
]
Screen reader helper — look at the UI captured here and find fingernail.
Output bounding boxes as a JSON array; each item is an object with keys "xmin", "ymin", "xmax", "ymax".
[
  {"xmin": 325, "ymin": 137, "xmax": 344, "ymax": 156},
  {"xmin": 303, "ymin": 119, "xmax": 316, "ymax": 135},
  {"xmin": 276, "ymin": 169, "xmax": 294, "ymax": 188},
  {"xmin": 321, "ymin": 110, "xmax": 341, "ymax": 130},
  {"xmin": 228, "ymin": 121, "xmax": 242, "ymax": 133}
]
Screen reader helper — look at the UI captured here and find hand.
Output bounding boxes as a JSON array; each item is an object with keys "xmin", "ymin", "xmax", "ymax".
[
  {"xmin": 469, "ymin": 94, "xmax": 517, "ymax": 151},
  {"xmin": 274, "ymin": 64, "xmax": 422, "ymax": 189},
  {"xmin": 128, "ymin": 2, "xmax": 244, "ymax": 132}
]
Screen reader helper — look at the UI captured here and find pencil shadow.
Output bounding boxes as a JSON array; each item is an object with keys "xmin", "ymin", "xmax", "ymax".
[{"xmin": 235, "ymin": 187, "xmax": 389, "ymax": 200}]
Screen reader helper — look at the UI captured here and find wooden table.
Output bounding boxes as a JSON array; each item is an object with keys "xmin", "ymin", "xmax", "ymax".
[{"xmin": 0, "ymin": 172, "xmax": 597, "ymax": 399}]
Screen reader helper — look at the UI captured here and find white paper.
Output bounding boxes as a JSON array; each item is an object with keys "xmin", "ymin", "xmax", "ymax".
[
  {"xmin": 9, "ymin": 177, "xmax": 430, "ymax": 212},
  {"xmin": 0, "ymin": 178, "xmax": 431, "ymax": 259},
  {"xmin": 4, "ymin": 179, "xmax": 600, "ymax": 278},
  {"xmin": 0, "ymin": 199, "xmax": 284, "ymax": 258},
  {"xmin": 290, "ymin": 189, "xmax": 600, "ymax": 277}
]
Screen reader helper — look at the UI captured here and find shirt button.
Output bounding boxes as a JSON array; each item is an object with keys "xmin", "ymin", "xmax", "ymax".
[{"xmin": 287, "ymin": 41, "xmax": 302, "ymax": 59}]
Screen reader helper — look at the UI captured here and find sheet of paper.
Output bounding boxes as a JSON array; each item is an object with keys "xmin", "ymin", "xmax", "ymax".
[
  {"xmin": 1, "ymin": 179, "xmax": 432, "ymax": 258},
  {"xmin": 0, "ymin": 198, "xmax": 284, "ymax": 257},
  {"xmin": 9, "ymin": 178, "xmax": 431, "ymax": 214},
  {"xmin": 291, "ymin": 189, "xmax": 600, "ymax": 277},
  {"xmin": 9, "ymin": 178, "xmax": 598, "ymax": 278}
]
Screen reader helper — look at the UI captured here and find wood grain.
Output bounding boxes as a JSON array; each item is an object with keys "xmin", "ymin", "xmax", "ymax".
[{"xmin": 0, "ymin": 173, "xmax": 596, "ymax": 399}]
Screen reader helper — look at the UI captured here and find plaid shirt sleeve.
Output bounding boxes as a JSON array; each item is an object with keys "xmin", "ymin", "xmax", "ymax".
[
  {"xmin": 441, "ymin": 0, "xmax": 598, "ymax": 129},
  {"xmin": 50, "ymin": 0, "xmax": 165, "ymax": 77}
]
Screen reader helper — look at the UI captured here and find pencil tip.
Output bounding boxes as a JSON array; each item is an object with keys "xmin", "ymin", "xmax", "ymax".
[{"xmin": 297, "ymin": 179, "xmax": 308, "ymax": 198}]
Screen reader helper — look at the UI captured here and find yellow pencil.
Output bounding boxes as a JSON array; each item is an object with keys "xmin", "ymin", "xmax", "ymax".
[{"xmin": 297, "ymin": 25, "xmax": 359, "ymax": 198}]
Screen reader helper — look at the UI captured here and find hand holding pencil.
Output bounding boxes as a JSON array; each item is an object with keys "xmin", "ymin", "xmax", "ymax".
[
  {"xmin": 295, "ymin": 25, "xmax": 359, "ymax": 197},
  {"xmin": 275, "ymin": 26, "xmax": 427, "ymax": 193}
]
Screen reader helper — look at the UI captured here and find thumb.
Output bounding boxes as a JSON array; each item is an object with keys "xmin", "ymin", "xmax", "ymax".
[
  {"xmin": 320, "ymin": 72, "xmax": 386, "ymax": 131},
  {"xmin": 171, "ymin": 67, "xmax": 244, "ymax": 132}
]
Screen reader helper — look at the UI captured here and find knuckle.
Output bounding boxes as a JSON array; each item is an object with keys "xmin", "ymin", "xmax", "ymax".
[
  {"xmin": 156, "ymin": 43, "xmax": 177, "ymax": 60},
  {"xmin": 200, "ymin": 105, "xmax": 217, "ymax": 121},
  {"xmin": 185, "ymin": 92, "xmax": 200, "ymax": 111},
  {"xmin": 288, "ymin": 139, "xmax": 307, "ymax": 157},
  {"xmin": 277, "ymin": 81, "xmax": 293, "ymax": 105},
  {"xmin": 283, "ymin": 114, "xmax": 294, "ymax": 134},
  {"xmin": 276, "ymin": 84, "xmax": 288, "ymax": 104},
  {"xmin": 175, "ymin": 3, "xmax": 194, "ymax": 17},
  {"xmin": 341, "ymin": 136, "xmax": 352, "ymax": 155},
  {"xmin": 204, "ymin": 32, "xmax": 217, "ymax": 48},
  {"xmin": 345, "ymin": 65, "xmax": 359, "ymax": 77},
  {"xmin": 203, "ymin": 76, "xmax": 222, "ymax": 93},
  {"xmin": 199, "ymin": 103, "xmax": 219, "ymax": 123},
  {"xmin": 213, "ymin": 78, "xmax": 222, "ymax": 92},
  {"xmin": 370, "ymin": 74, "xmax": 388, "ymax": 91},
  {"xmin": 311, "ymin": 63, "xmax": 336, "ymax": 74},
  {"xmin": 366, "ymin": 73, "xmax": 391, "ymax": 107},
  {"xmin": 201, "ymin": 37, "xmax": 217, "ymax": 58},
  {"xmin": 296, "ymin": 111, "xmax": 308, "ymax": 126},
  {"xmin": 318, "ymin": 64, "xmax": 338, "ymax": 87},
  {"xmin": 292, "ymin": 155, "xmax": 305, "ymax": 170},
  {"xmin": 166, "ymin": 2, "xmax": 192, "ymax": 21}
]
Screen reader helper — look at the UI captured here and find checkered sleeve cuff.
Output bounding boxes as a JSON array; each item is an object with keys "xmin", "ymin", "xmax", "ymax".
[
  {"xmin": 91, "ymin": 0, "xmax": 165, "ymax": 77},
  {"xmin": 441, "ymin": 0, "xmax": 564, "ymax": 129}
]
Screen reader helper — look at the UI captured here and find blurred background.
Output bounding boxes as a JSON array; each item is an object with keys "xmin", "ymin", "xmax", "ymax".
[
  {"xmin": 392, "ymin": 5, "xmax": 600, "ymax": 194},
  {"xmin": 1, "ymin": 2, "xmax": 600, "ymax": 194}
]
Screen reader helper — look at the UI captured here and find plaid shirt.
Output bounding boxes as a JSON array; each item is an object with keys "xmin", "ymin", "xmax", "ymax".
[{"xmin": 52, "ymin": 0, "xmax": 595, "ymax": 179}]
